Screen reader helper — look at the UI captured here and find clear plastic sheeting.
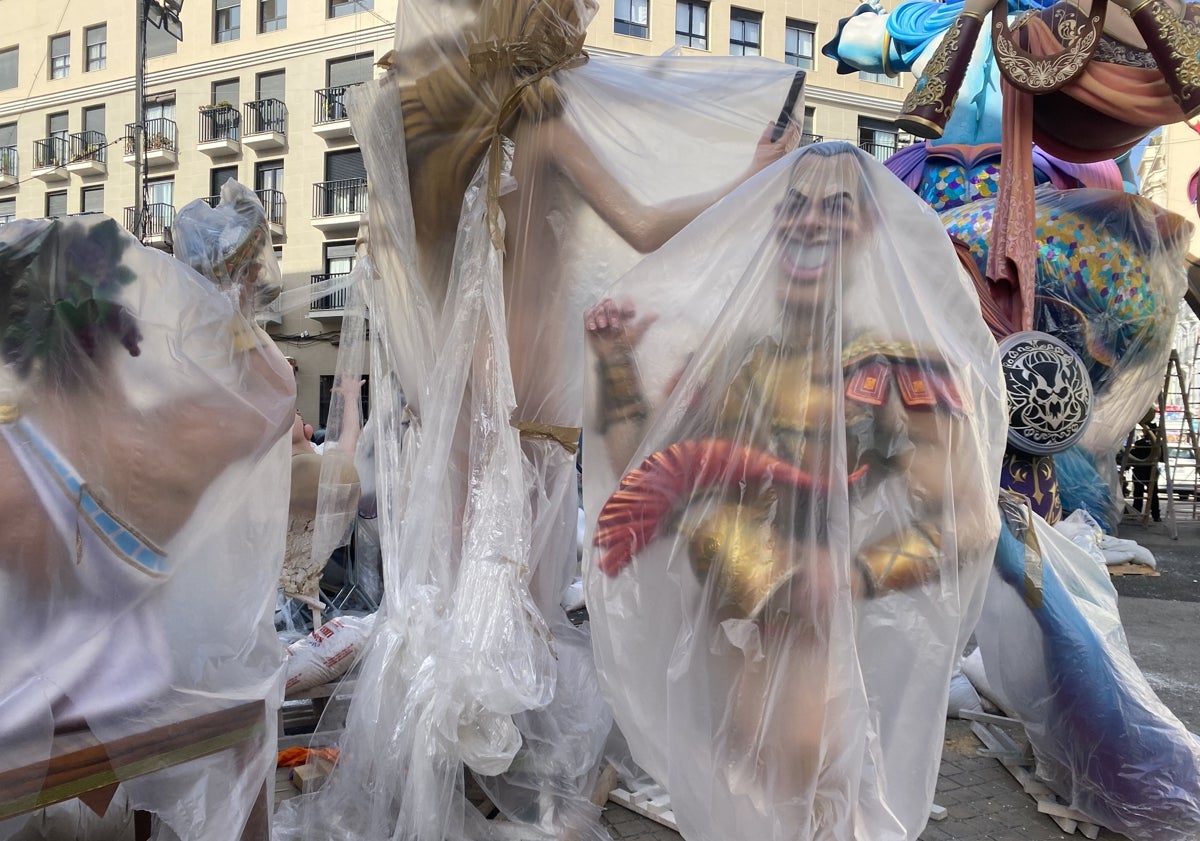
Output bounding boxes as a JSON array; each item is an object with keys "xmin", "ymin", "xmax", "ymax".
[
  {"xmin": 172, "ymin": 179, "xmax": 284, "ymax": 317},
  {"xmin": 0, "ymin": 214, "xmax": 294, "ymax": 839},
  {"xmin": 272, "ymin": 0, "xmax": 805, "ymax": 835},
  {"xmin": 584, "ymin": 144, "xmax": 1006, "ymax": 841},
  {"xmin": 982, "ymin": 498, "xmax": 1200, "ymax": 840}
]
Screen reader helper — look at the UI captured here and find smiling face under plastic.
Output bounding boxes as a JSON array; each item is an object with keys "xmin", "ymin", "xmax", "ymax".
[{"xmin": 771, "ymin": 148, "xmax": 875, "ymax": 320}]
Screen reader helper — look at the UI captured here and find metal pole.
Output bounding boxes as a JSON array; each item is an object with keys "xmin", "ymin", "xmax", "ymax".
[{"xmin": 133, "ymin": 0, "xmax": 147, "ymax": 240}]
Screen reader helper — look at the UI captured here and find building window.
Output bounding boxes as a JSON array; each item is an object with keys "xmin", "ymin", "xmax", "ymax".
[
  {"xmin": 785, "ymin": 20, "xmax": 815, "ymax": 69},
  {"xmin": 259, "ymin": 0, "xmax": 286, "ymax": 31},
  {"xmin": 49, "ymin": 34, "xmax": 70, "ymax": 79},
  {"xmin": 48, "ymin": 111, "xmax": 69, "ymax": 141},
  {"xmin": 329, "ymin": 0, "xmax": 373, "ymax": 17},
  {"xmin": 146, "ymin": 23, "xmax": 178, "ymax": 57},
  {"xmin": 0, "ymin": 197, "xmax": 14, "ymax": 224},
  {"xmin": 212, "ymin": 78, "xmax": 240, "ymax": 108},
  {"xmin": 210, "ymin": 165, "xmax": 238, "ymax": 199},
  {"xmin": 0, "ymin": 48, "xmax": 15, "ymax": 91},
  {"xmin": 803, "ymin": 106, "xmax": 816, "ymax": 141},
  {"xmin": 255, "ymin": 159, "xmax": 284, "ymax": 223},
  {"xmin": 46, "ymin": 190, "xmax": 67, "ymax": 219},
  {"xmin": 675, "ymin": 1, "xmax": 707, "ymax": 49},
  {"xmin": 0, "ymin": 122, "xmax": 15, "ymax": 148},
  {"xmin": 85, "ymin": 25, "xmax": 107, "ymax": 72},
  {"xmin": 83, "ymin": 105, "xmax": 105, "ymax": 136},
  {"xmin": 215, "ymin": 0, "xmax": 241, "ymax": 43},
  {"xmin": 82, "ymin": 185, "xmax": 104, "ymax": 214},
  {"xmin": 615, "ymin": 0, "xmax": 649, "ymax": 38},
  {"xmin": 858, "ymin": 117, "xmax": 899, "ymax": 162},
  {"xmin": 858, "ymin": 70, "xmax": 900, "ymax": 86},
  {"xmin": 729, "ymin": 8, "xmax": 761, "ymax": 56}
]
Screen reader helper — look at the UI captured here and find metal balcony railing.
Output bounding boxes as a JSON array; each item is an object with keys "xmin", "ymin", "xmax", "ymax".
[
  {"xmin": 858, "ymin": 140, "xmax": 897, "ymax": 162},
  {"xmin": 256, "ymin": 188, "xmax": 285, "ymax": 225},
  {"xmin": 310, "ymin": 273, "xmax": 350, "ymax": 311},
  {"xmin": 314, "ymin": 86, "xmax": 350, "ymax": 125},
  {"xmin": 313, "ymin": 178, "xmax": 367, "ymax": 217},
  {"xmin": 198, "ymin": 104, "xmax": 241, "ymax": 143},
  {"xmin": 34, "ymin": 136, "xmax": 70, "ymax": 169},
  {"xmin": 800, "ymin": 133, "xmax": 823, "ymax": 146},
  {"xmin": 70, "ymin": 130, "xmax": 108, "ymax": 163},
  {"xmin": 0, "ymin": 145, "xmax": 16, "ymax": 177},
  {"xmin": 124, "ymin": 202, "xmax": 175, "ymax": 239},
  {"xmin": 125, "ymin": 118, "xmax": 178, "ymax": 155},
  {"xmin": 244, "ymin": 99, "xmax": 287, "ymax": 135}
]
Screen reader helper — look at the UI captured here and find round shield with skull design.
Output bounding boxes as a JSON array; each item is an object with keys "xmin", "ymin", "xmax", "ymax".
[{"xmin": 999, "ymin": 331, "xmax": 1093, "ymax": 455}]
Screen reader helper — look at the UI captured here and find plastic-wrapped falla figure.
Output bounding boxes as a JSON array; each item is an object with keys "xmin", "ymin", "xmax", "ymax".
[
  {"xmin": 0, "ymin": 215, "xmax": 294, "ymax": 838},
  {"xmin": 585, "ymin": 143, "xmax": 1006, "ymax": 841}
]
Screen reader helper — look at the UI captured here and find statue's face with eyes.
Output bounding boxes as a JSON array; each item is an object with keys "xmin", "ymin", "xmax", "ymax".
[{"xmin": 772, "ymin": 153, "xmax": 872, "ymax": 317}]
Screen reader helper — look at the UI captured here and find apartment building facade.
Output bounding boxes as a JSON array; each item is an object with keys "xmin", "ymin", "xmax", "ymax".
[
  {"xmin": 0, "ymin": 0, "xmax": 909, "ymax": 427},
  {"xmin": 587, "ymin": 0, "xmax": 911, "ymax": 155},
  {"xmin": 0, "ymin": 0, "xmax": 395, "ymax": 426}
]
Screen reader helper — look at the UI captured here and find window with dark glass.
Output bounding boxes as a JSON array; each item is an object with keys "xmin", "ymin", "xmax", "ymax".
[
  {"xmin": 785, "ymin": 20, "xmax": 814, "ymax": 69},
  {"xmin": 46, "ymin": 191, "xmax": 67, "ymax": 218},
  {"xmin": 729, "ymin": 8, "xmax": 761, "ymax": 56},
  {"xmin": 329, "ymin": 0, "xmax": 373, "ymax": 17},
  {"xmin": 0, "ymin": 197, "xmax": 14, "ymax": 223},
  {"xmin": 82, "ymin": 185, "xmax": 104, "ymax": 214},
  {"xmin": 0, "ymin": 48, "xmax": 16, "ymax": 91},
  {"xmin": 259, "ymin": 0, "xmax": 286, "ymax": 32},
  {"xmin": 215, "ymin": 0, "xmax": 241, "ymax": 43},
  {"xmin": 210, "ymin": 165, "xmax": 238, "ymax": 197},
  {"xmin": 255, "ymin": 159, "xmax": 284, "ymax": 222},
  {"xmin": 85, "ymin": 25, "xmax": 107, "ymax": 72},
  {"xmin": 615, "ymin": 0, "xmax": 649, "ymax": 37},
  {"xmin": 0, "ymin": 122, "xmax": 16, "ymax": 148},
  {"xmin": 49, "ymin": 34, "xmax": 70, "ymax": 79},
  {"xmin": 803, "ymin": 106, "xmax": 815, "ymax": 139},
  {"xmin": 858, "ymin": 117, "xmax": 899, "ymax": 162},
  {"xmin": 675, "ymin": 1, "xmax": 707, "ymax": 49}
]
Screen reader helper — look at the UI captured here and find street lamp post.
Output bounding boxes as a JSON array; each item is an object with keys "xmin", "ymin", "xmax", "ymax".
[{"xmin": 134, "ymin": 0, "xmax": 184, "ymax": 242}]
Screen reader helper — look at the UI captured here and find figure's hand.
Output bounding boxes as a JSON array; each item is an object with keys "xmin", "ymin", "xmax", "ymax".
[
  {"xmin": 585, "ymin": 298, "xmax": 658, "ymax": 363},
  {"xmin": 749, "ymin": 121, "xmax": 802, "ymax": 176},
  {"xmin": 332, "ymin": 374, "xmax": 366, "ymax": 401}
]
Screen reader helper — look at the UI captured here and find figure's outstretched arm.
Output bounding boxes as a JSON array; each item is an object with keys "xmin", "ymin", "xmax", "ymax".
[{"xmin": 546, "ymin": 119, "xmax": 796, "ymax": 254}]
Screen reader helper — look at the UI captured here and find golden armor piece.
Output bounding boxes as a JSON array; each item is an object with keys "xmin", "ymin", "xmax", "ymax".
[{"xmin": 856, "ymin": 524, "xmax": 943, "ymax": 595}]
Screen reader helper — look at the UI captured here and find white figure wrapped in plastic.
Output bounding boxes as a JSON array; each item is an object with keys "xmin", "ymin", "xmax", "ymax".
[
  {"xmin": 585, "ymin": 143, "xmax": 1007, "ymax": 841},
  {"xmin": 270, "ymin": 0, "xmax": 809, "ymax": 835},
  {"xmin": 0, "ymin": 204, "xmax": 294, "ymax": 838}
]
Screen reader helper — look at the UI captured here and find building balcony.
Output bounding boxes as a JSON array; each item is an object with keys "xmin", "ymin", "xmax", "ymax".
[
  {"xmin": 0, "ymin": 145, "xmax": 16, "ymax": 188},
  {"xmin": 800, "ymin": 133, "xmax": 823, "ymax": 146},
  {"xmin": 32, "ymin": 137, "xmax": 70, "ymax": 182},
  {"xmin": 313, "ymin": 87, "xmax": 353, "ymax": 140},
  {"xmin": 257, "ymin": 188, "xmax": 286, "ymax": 238},
  {"xmin": 197, "ymin": 105, "xmax": 241, "ymax": 157},
  {"xmin": 124, "ymin": 202, "xmax": 175, "ymax": 248},
  {"xmin": 309, "ymin": 273, "xmax": 350, "ymax": 320},
  {"xmin": 311, "ymin": 178, "xmax": 366, "ymax": 233},
  {"xmin": 124, "ymin": 118, "xmax": 179, "ymax": 168},
  {"xmin": 243, "ymin": 99, "xmax": 287, "ymax": 151},
  {"xmin": 66, "ymin": 131, "xmax": 108, "ymax": 177}
]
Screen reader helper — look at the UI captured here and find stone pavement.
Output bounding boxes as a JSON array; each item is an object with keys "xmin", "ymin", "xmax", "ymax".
[{"xmin": 598, "ymin": 517, "xmax": 1200, "ymax": 841}]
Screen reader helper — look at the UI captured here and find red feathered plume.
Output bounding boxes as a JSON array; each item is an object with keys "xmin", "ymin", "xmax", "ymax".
[{"xmin": 594, "ymin": 438, "xmax": 868, "ymax": 576}]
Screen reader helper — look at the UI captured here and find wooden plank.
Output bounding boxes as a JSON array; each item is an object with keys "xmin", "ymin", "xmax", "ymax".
[
  {"xmin": 0, "ymin": 701, "xmax": 266, "ymax": 821},
  {"xmin": 608, "ymin": 787, "xmax": 679, "ymax": 831},
  {"xmin": 1107, "ymin": 563, "xmax": 1160, "ymax": 577}
]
